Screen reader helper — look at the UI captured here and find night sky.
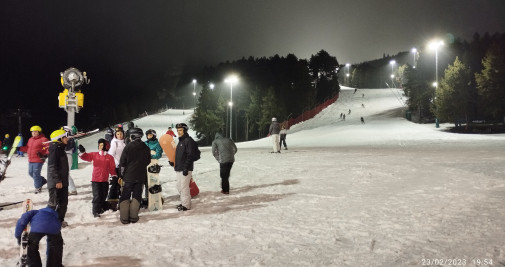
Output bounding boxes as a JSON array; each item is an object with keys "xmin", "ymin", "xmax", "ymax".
[{"xmin": 1, "ymin": 0, "xmax": 505, "ymax": 134}]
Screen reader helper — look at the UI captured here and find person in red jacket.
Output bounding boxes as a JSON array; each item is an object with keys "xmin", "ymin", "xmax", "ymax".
[
  {"xmin": 79, "ymin": 139, "xmax": 117, "ymax": 217},
  {"xmin": 165, "ymin": 126, "xmax": 176, "ymax": 137},
  {"xmin": 26, "ymin": 125, "xmax": 49, "ymax": 193}
]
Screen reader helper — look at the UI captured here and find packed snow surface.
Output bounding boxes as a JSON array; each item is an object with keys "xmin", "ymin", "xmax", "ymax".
[{"xmin": 1, "ymin": 87, "xmax": 505, "ymax": 266}]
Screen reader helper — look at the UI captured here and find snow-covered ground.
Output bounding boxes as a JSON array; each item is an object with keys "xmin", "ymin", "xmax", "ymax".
[{"xmin": 1, "ymin": 87, "xmax": 505, "ymax": 267}]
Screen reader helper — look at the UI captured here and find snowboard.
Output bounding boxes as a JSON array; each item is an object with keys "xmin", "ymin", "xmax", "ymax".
[
  {"xmin": 106, "ymin": 176, "xmax": 121, "ymax": 211},
  {"xmin": 18, "ymin": 199, "xmax": 33, "ymax": 267},
  {"xmin": 159, "ymin": 134, "xmax": 176, "ymax": 164},
  {"xmin": 147, "ymin": 159, "xmax": 163, "ymax": 211},
  {"xmin": 0, "ymin": 136, "xmax": 22, "ymax": 182}
]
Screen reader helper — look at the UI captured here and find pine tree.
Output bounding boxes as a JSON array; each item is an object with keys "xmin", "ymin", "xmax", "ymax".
[
  {"xmin": 475, "ymin": 43, "xmax": 505, "ymax": 120},
  {"xmin": 433, "ymin": 57, "xmax": 473, "ymax": 123},
  {"xmin": 190, "ymin": 85, "xmax": 226, "ymax": 144}
]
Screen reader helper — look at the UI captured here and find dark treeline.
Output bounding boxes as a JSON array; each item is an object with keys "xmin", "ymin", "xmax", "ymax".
[{"xmin": 189, "ymin": 50, "xmax": 340, "ymax": 145}]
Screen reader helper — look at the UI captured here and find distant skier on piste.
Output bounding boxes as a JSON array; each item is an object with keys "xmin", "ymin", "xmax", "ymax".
[
  {"xmin": 118, "ymin": 128, "xmax": 151, "ymax": 224},
  {"xmin": 166, "ymin": 126, "xmax": 176, "ymax": 137},
  {"xmin": 47, "ymin": 129, "xmax": 70, "ymax": 228}
]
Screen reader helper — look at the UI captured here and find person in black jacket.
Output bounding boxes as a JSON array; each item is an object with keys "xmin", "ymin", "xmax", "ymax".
[
  {"xmin": 118, "ymin": 128, "xmax": 151, "ymax": 224},
  {"xmin": 47, "ymin": 129, "xmax": 70, "ymax": 227},
  {"xmin": 170, "ymin": 123, "xmax": 196, "ymax": 211}
]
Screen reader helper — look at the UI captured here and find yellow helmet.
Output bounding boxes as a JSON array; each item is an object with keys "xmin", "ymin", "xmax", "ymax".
[
  {"xmin": 5, "ymin": 134, "xmax": 9, "ymax": 138},
  {"xmin": 50, "ymin": 129, "xmax": 67, "ymax": 142},
  {"xmin": 30, "ymin": 125, "xmax": 42, "ymax": 132}
]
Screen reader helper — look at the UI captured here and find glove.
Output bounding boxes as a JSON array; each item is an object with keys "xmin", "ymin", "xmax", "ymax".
[
  {"xmin": 17, "ymin": 237, "xmax": 21, "ymax": 246},
  {"xmin": 78, "ymin": 144, "xmax": 86, "ymax": 153},
  {"xmin": 118, "ymin": 177, "xmax": 123, "ymax": 186},
  {"xmin": 183, "ymin": 169, "xmax": 188, "ymax": 176},
  {"xmin": 37, "ymin": 152, "xmax": 48, "ymax": 161},
  {"xmin": 150, "ymin": 150, "xmax": 156, "ymax": 155},
  {"xmin": 168, "ymin": 161, "xmax": 174, "ymax": 167},
  {"xmin": 109, "ymin": 176, "xmax": 118, "ymax": 185}
]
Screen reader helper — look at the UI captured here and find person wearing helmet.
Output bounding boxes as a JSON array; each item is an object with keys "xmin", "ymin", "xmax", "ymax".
[
  {"xmin": 172, "ymin": 123, "xmax": 197, "ymax": 211},
  {"xmin": 268, "ymin": 117, "xmax": 281, "ymax": 153},
  {"xmin": 165, "ymin": 127, "xmax": 176, "ymax": 137},
  {"xmin": 107, "ymin": 127, "xmax": 126, "ymax": 205},
  {"xmin": 143, "ymin": 129, "xmax": 163, "ymax": 203},
  {"xmin": 118, "ymin": 128, "xmax": 151, "ymax": 224},
  {"xmin": 104, "ymin": 126, "xmax": 114, "ymax": 143},
  {"xmin": 78, "ymin": 139, "xmax": 117, "ymax": 217},
  {"xmin": 63, "ymin": 126, "xmax": 78, "ymax": 195},
  {"xmin": 47, "ymin": 129, "xmax": 70, "ymax": 227},
  {"xmin": 26, "ymin": 125, "xmax": 49, "ymax": 193}
]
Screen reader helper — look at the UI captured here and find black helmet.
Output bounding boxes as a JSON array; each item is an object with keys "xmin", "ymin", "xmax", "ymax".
[
  {"xmin": 129, "ymin": 128, "xmax": 143, "ymax": 141},
  {"xmin": 146, "ymin": 129, "xmax": 157, "ymax": 138},
  {"xmin": 175, "ymin": 123, "xmax": 188, "ymax": 132}
]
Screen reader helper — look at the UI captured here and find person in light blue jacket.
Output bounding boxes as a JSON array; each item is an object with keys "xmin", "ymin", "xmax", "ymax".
[
  {"xmin": 143, "ymin": 129, "xmax": 163, "ymax": 201},
  {"xmin": 144, "ymin": 129, "xmax": 163, "ymax": 160}
]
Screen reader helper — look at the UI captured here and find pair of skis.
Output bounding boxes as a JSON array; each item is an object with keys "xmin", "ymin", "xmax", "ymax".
[
  {"xmin": 0, "ymin": 135, "xmax": 22, "ymax": 182},
  {"xmin": 18, "ymin": 199, "xmax": 32, "ymax": 267},
  {"xmin": 42, "ymin": 128, "xmax": 99, "ymax": 144}
]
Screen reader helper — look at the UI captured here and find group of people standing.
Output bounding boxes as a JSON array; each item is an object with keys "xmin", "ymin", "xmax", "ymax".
[{"xmin": 15, "ymin": 122, "xmax": 239, "ymax": 266}]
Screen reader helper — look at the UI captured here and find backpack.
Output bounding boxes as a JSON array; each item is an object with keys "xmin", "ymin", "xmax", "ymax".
[{"xmin": 192, "ymin": 141, "xmax": 201, "ymax": 161}]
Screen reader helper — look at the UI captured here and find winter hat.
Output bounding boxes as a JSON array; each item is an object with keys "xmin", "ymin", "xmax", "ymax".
[{"xmin": 98, "ymin": 138, "xmax": 110, "ymax": 151}]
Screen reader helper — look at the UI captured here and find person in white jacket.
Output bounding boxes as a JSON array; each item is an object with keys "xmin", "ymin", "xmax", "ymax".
[{"xmin": 107, "ymin": 128, "xmax": 126, "ymax": 203}]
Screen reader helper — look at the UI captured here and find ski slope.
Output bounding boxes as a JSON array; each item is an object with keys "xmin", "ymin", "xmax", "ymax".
[{"xmin": 1, "ymin": 87, "xmax": 505, "ymax": 266}]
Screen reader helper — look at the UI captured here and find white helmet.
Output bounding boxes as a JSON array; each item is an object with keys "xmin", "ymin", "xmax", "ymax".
[{"xmin": 272, "ymin": 117, "xmax": 277, "ymax": 122}]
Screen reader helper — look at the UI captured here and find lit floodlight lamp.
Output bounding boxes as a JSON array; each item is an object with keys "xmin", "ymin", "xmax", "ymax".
[
  {"xmin": 228, "ymin": 101, "xmax": 233, "ymax": 106},
  {"xmin": 432, "ymin": 82, "xmax": 438, "ymax": 87},
  {"xmin": 209, "ymin": 83, "xmax": 215, "ymax": 90},
  {"xmin": 192, "ymin": 79, "xmax": 197, "ymax": 84},
  {"xmin": 390, "ymin": 60, "xmax": 396, "ymax": 65},
  {"xmin": 225, "ymin": 75, "xmax": 238, "ymax": 84},
  {"xmin": 428, "ymin": 40, "xmax": 444, "ymax": 50},
  {"xmin": 391, "ymin": 74, "xmax": 395, "ymax": 79},
  {"xmin": 346, "ymin": 73, "xmax": 350, "ymax": 77}
]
